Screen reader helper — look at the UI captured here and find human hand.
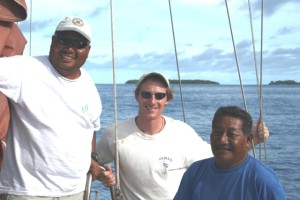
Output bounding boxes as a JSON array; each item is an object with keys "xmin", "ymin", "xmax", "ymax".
[
  {"xmin": 96, "ymin": 165, "xmax": 116, "ymax": 187},
  {"xmin": 89, "ymin": 160, "xmax": 116, "ymax": 187},
  {"xmin": 252, "ymin": 119, "xmax": 269, "ymax": 145}
]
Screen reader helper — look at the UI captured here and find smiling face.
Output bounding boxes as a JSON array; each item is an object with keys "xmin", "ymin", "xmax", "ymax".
[
  {"xmin": 136, "ymin": 78, "xmax": 169, "ymax": 121},
  {"xmin": 210, "ymin": 115, "xmax": 252, "ymax": 169},
  {"xmin": 49, "ymin": 31, "xmax": 91, "ymax": 79}
]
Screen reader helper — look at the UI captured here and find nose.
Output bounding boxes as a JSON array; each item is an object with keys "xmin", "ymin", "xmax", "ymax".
[
  {"xmin": 62, "ymin": 45, "xmax": 76, "ymax": 53},
  {"xmin": 148, "ymin": 95, "xmax": 157, "ymax": 103},
  {"xmin": 219, "ymin": 133, "xmax": 229, "ymax": 144}
]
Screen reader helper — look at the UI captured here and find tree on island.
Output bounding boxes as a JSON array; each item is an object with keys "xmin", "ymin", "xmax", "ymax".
[{"xmin": 269, "ymin": 80, "xmax": 300, "ymax": 85}]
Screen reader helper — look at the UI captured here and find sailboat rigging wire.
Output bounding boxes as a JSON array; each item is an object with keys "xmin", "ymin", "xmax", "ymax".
[
  {"xmin": 225, "ymin": 0, "xmax": 267, "ymax": 163},
  {"xmin": 167, "ymin": 0, "xmax": 186, "ymax": 122},
  {"xmin": 224, "ymin": 0, "xmax": 248, "ymax": 111},
  {"xmin": 247, "ymin": 0, "xmax": 258, "ymax": 158},
  {"xmin": 259, "ymin": 0, "xmax": 267, "ymax": 164},
  {"xmin": 247, "ymin": 0, "xmax": 260, "ymax": 103},
  {"xmin": 109, "ymin": 0, "xmax": 122, "ymax": 199}
]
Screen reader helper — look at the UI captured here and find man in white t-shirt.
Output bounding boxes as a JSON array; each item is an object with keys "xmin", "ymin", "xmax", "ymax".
[{"xmin": 0, "ymin": 16, "xmax": 108, "ymax": 199}]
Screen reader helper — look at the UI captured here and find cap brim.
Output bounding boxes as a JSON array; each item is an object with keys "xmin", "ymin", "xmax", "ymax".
[{"xmin": 137, "ymin": 72, "xmax": 170, "ymax": 88}]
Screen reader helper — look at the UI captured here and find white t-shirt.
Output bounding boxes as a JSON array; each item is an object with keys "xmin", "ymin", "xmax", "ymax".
[
  {"xmin": 0, "ymin": 55, "xmax": 102, "ymax": 196},
  {"xmin": 96, "ymin": 116, "xmax": 213, "ymax": 200}
]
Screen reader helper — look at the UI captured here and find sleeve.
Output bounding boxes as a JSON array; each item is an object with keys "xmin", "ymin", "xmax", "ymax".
[
  {"xmin": 180, "ymin": 122, "xmax": 213, "ymax": 166},
  {"xmin": 0, "ymin": 56, "xmax": 24, "ymax": 101},
  {"xmin": 96, "ymin": 125, "xmax": 116, "ymax": 165}
]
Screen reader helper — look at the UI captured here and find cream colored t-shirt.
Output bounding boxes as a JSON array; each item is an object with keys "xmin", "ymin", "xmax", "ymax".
[{"xmin": 97, "ymin": 116, "xmax": 212, "ymax": 200}]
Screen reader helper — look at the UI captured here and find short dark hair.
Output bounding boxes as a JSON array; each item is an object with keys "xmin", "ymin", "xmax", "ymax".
[{"xmin": 212, "ymin": 106, "xmax": 253, "ymax": 136}]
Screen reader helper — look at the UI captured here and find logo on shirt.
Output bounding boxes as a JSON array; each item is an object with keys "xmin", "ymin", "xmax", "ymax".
[
  {"xmin": 82, "ymin": 104, "xmax": 88, "ymax": 113},
  {"xmin": 159, "ymin": 156, "xmax": 173, "ymax": 174}
]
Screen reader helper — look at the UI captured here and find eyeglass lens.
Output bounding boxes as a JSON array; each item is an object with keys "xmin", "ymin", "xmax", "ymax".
[
  {"xmin": 140, "ymin": 91, "xmax": 166, "ymax": 100},
  {"xmin": 55, "ymin": 35, "xmax": 88, "ymax": 49}
]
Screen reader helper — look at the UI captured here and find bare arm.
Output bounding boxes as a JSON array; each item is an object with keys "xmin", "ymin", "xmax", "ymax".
[
  {"xmin": 89, "ymin": 132, "xmax": 116, "ymax": 187},
  {"xmin": 91, "ymin": 131, "xmax": 96, "ymax": 152}
]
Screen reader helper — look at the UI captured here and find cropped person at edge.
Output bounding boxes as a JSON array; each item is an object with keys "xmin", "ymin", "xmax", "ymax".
[
  {"xmin": 0, "ymin": 16, "xmax": 114, "ymax": 199},
  {"xmin": 94, "ymin": 72, "xmax": 269, "ymax": 200}
]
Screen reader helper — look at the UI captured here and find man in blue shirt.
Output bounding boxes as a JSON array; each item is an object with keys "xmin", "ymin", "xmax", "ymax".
[{"xmin": 174, "ymin": 106, "xmax": 286, "ymax": 200}]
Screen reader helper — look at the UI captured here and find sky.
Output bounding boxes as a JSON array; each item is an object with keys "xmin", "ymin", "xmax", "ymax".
[{"xmin": 18, "ymin": 0, "xmax": 300, "ymax": 84}]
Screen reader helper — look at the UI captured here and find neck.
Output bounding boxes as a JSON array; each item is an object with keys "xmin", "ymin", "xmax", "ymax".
[{"xmin": 135, "ymin": 116, "xmax": 165, "ymax": 135}]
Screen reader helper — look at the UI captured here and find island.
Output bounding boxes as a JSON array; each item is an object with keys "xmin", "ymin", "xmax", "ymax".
[
  {"xmin": 269, "ymin": 80, "xmax": 300, "ymax": 85},
  {"xmin": 125, "ymin": 79, "xmax": 219, "ymax": 84}
]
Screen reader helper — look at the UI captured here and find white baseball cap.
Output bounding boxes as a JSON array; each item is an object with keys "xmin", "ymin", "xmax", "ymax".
[
  {"xmin": 137, "ymin": 72, "xmax": 170, "ymax": 88},
  {"xmin": 55, "ymin": 16, "xmax": 92, "ymax": 42}
]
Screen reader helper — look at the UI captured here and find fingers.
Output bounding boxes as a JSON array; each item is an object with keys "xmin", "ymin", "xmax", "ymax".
[
  {"xmin": 253, "ymin": 119, "xmax": 270, "ymax": 142},
  {"xmin": 256, "ymin": 120, "xmax": 269, "ymax": 140},
  {"xmin": 97, "ymin": 165, "xmax": 116, "ymax": 187},
  {"xmin": 251, "ymin": 120, "xmax": 269, "ymax": 145},
  {"xmin": 90, "ymin": 162, "xmax": 116, "ymax": 187}
]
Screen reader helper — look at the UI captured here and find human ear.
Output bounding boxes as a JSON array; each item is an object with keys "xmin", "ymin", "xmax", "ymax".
[{"xmin": 247, "ymin": 134, "xmax": 253, "ymax": 150}]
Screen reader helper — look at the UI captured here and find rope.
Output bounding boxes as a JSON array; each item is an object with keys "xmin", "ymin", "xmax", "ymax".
[
  {"xmin": 259, "ymin": 0, "xmax": 267, "ymax": 164},
  {"xmin": 224, "ymin": 0, "xmax": 248, "ymax": 111},
  {"xmin": 103, "ymin": 1, "xmax": 187, "ymax": 198},
  {"xmin": 109, "ymin": 0, "xmax": 122, "ymax": 199},
  {"xmin": 247, "ymin": 0, "xmax": 267, "ymax": 164},
  {"xmin": 167, "ymin": 0, "xmax": 186, "ymax": 122},
  {"xmin": 225, "ymin": 0, "xmax": 268, "ymax": 164},
  {"xmin": 247, "ymin": 0, "xmax": 260, "ymax": 106},
  {"xmin": 247, "ymin": 0, "xmax": 258, "ymax": 158}
]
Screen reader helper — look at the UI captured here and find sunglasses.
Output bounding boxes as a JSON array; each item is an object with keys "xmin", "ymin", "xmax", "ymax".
[
  {"xmin": 140, "ymin": 91, "xmax": 166, "ymax": 100},
  {"xmin": 54, "ymin": 35, "xmax": 89, "ymax": 49}
]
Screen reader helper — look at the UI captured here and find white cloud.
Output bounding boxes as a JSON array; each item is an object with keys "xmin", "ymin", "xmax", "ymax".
[{"xmin": 19, "ymin": 0, "xmax": 300, "ymax": 84}]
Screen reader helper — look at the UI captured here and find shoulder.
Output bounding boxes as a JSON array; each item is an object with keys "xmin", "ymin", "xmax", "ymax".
[
  {"xmin": 107, "ymin": 118, "xmax": 134, "ymax": 129},
  {"xmin": 174, "ymin": 159, "xmax": 212, "ymax": 200},
  {"xmin": 1, "ymin": 55, "xmax": 48, "ymax": 72},
  {"xmin": 0, "ymin": 55, "xmax": 37, "ymax": 64},
  {"xmin": 247, "ymin": 156, "xmax": 286, "ymax": 197},
  {"xmin": 102, "ymin": 118, "xmax": 135, "ymax": 137},
  {"xmin": 182, "ymin": 158, "xmax": 213, "ymax": 183},
  {"xmin": 189, "ymin": 158, "xmax": 212, "ymax": 171},
  {"xmin": 164, "ymin": 116, "xmax": 209, "ymax": 145},
  {"xmin": 164, "ymin": 116, "xmax": 197, "ymax": 133},
  {"xmin": 248, "ymin": 156, "xmax": 278, "ymax": 177},
  {"xmin": 79, "ymin": 68, "xmax": 96, "ymax": 84}
]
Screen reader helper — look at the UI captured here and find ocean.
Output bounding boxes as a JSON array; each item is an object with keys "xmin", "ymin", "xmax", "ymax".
[{"xmin": 90, "ymin": 84, "xmax": 300, "ymax": 200}]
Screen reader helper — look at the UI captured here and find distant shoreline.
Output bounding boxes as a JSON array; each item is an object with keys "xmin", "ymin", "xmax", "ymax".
[
  {"xmin": 123, "ymin": 79, "xmax": 300, "ymax": 85},
  {"xmin": 125, "ymin": 79, "xmax": 220, "ymax": 84},
  {"xmin": 268, "ymin": 80, "xmax": 300, "ymax": 85}
]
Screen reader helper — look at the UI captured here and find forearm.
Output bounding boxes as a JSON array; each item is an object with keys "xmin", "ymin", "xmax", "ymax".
[{"xmin": 91, "ymin": 131, "xmax": 96, "ymax": 152}]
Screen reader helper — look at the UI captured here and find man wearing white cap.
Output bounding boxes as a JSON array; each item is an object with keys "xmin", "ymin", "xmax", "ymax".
[{"xmin": 0, "ymin": 16, "xmax": 110, "ymax": 199}]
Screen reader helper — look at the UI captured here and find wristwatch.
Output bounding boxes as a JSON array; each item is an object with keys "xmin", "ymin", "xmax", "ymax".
[{"xmin": 91, "ymin": 152, "xmax": 99, "ymax": 163}]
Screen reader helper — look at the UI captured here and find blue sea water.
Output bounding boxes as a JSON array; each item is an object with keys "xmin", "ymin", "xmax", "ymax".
[{"xmin": 90, "ymin": 84, "xmax": 300, "ymax": 200}]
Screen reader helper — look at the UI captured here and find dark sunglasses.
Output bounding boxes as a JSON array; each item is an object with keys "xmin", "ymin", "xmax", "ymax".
[
  {"xmin": 54, "ymin": 35, "xmax": 89, "ymax": 49},
  {"xmin": 140, "ymin": 91, "xmax": 166, "ymax": 100}
]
